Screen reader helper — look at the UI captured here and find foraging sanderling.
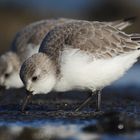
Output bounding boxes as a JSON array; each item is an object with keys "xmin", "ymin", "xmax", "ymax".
[
  {"xmin": 0, "ymin": 18, "xmax": 75, "ymax": 89},
  {"xmin": 20, "ymin": 19, "xmax": 140, "ymax": 112},
  {"xmin": 0, "ymin": 18, "xmax": 132, "ymax": 89}
]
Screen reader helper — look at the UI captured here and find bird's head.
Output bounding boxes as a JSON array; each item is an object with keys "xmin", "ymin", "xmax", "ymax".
[
  {"xmin": 0, "ymin": 52, "xmax": 23, "ymax": 89},
  {"xmin": 20, "ymin": 52, "xmax": 57, "ymax": 95}
]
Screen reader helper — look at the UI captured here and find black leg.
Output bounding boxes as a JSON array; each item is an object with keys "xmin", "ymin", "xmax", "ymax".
[
  {"xmin": 75, "ymin": 90, "xmax": 97, "ymax": 112},
  {"xmin": 96, "ymin": 90, "xmax": 102, "ymax": 111}
]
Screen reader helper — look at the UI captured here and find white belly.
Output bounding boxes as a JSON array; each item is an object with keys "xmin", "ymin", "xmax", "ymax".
[{"xmin": 54, "ymin": 48, "xmax": 140, "ymax": 92}]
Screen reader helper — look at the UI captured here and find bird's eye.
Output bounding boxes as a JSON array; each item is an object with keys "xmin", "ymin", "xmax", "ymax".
[
  {"xmin": 5, "ymin": 73, "xmax": 10, "ymax": 78},
  {"xmin": 32, "ymin": 76, "xmax": 38, "ymax": 82}
]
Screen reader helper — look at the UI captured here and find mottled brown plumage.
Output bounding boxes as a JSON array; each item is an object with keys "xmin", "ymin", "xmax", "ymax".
[
  {"xmin": 39, "ymin": 21, "xmax": 140, "ymax": 63},
  {"xmin": 0, "ymin": 18, "xmax": 75, "ymax": 88},
  {"xmin": 11, "ymin": 18, "xmax": 75, "ymax": 62},
  {"xmin": 20, "ymin": 18, "xmax": 140, "ymax": 111}
]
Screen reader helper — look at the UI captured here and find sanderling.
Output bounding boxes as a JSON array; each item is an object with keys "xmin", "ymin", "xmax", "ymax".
[
  {"xmin": 0, "ymin": 18, "xmax": 76, "ymax": 89},
  {"xmin": 0, "ymin": 17, "xmax": 133, "ymax": 89},
  {"xmin": 20, "ymin": 18, "xmax": 140, "ymax": 112}
]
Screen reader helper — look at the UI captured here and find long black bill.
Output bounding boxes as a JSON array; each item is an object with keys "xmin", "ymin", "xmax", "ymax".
[{"xmin": 21, "ymin": 90, "xmax": 33, "ymax": 112}]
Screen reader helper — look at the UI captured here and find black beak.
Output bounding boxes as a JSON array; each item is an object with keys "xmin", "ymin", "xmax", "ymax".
[{"xmin": 21, "ymin": 90, "xmax": 33, "ymax": 113}]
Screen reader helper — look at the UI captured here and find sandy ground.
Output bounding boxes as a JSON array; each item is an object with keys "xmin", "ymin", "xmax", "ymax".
[
  {"xmin": 0, "ymin": 86, "xmax": 140, "ymax": 140},
  {"xmin": 0, "ymin": 85, "xmax": 140, "ymax": 119},
  {"xmin": 0, "ymin": 66, "xmax": 140, "ymax": 140}
]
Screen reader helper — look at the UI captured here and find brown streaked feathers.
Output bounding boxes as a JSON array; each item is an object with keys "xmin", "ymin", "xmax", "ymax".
[{"xmin": 39, "ymin": 21, "xmax": 140, "ymax": 61}]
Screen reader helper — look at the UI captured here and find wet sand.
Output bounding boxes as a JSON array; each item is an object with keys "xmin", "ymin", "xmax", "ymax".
[{"xmin": 0, "ymin": 76, "xmax": 140, "ymax": 140}]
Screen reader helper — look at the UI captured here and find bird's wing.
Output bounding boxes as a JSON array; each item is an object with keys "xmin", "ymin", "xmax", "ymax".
[
  {"xmin": 106, "ymin": 17, "xmax": 136, "ymax": 30},
  {"xmin": 11, "ymin": 20, "xmax": 55, "ymax": 52},
  {"xmin": 39, "ymin": 20, "xmax": 140, "ymax": 60},
  {"xmin": 24, "ymin": 17, "xmax": 135, "ymax": 49},
  {"xmin": 70, "ymin": 21, "xmax": 140, "ymax": 59},
  {"xmin": 11, "ymin": 23, "xmax": 39, "ymax": 52},
  {"xmin": 26, "ymin": 19, "xmax": 69, "ymax": 45},
  {"xmin": 11, "ymin": 17, "xmax": 134, "ymax": 53},
  {"xmin": 108, "ymin": 20, "xmax": 131, "ymax": 30},
  {"xmin": 27, "ymin": 20, "xmax": 61, "ymax": 45}
]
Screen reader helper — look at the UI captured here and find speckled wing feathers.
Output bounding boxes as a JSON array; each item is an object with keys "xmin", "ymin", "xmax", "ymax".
[
  {"xmin": 10, "ymin": 18, "xmax": 136, "ymax": 62},
  {"xmin": 26, "ymin": 18, "xmax": 74, "ymax": 45},
  {"xmin": 74, "ymin": 22, "xmax": 140, "ymax": 59},
  {"xmin": 11, "ymin": 19, "xmax": 76, "ymax": 62},
  {"xmin": 11, "ymin": 20, "xmax": 49, "ymax": 52},
  {"xmin": 39, "ymin": 21, "xmax": 140, "ymax": 60},
  {"xmin": 11, "ymin": 20, "xmax": 51, "ymax": 61}
]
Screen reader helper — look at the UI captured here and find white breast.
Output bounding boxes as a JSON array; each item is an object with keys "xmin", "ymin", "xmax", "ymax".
[{"xmin": 54, "ymin": 48, "xmax": 140, "ymax": 92}]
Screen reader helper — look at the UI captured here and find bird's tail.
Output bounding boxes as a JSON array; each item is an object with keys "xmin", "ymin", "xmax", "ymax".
[
  {"xmin": 129, "ymin": 33, "xmax": 140, "ymax": 50},
  {"xmin": 130, "ymin": 33, "xmax": 140, "ymax": 44},
  {"xmin": 109, "ymin": 16, "xmax": 136, "ymax": 30}
]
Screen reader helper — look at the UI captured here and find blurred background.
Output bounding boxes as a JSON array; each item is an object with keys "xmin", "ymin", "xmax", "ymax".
[{"xmin": 1, "ymin": 0, "xmax": 140, "ymax": 54}]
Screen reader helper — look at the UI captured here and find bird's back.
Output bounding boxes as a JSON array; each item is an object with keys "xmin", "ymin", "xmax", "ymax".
[
  {"xmin": 39, "ymin": 20, "xmax": 140, "ymax": 61},
  {"xmin": 10, "ymin": 19, "xmax": 74, "ymax": 62}
]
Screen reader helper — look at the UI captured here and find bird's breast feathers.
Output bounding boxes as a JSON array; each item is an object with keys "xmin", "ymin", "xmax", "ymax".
[{"xmin": 54, "ymin": 48, "xmax": 140, "ymax": 91}]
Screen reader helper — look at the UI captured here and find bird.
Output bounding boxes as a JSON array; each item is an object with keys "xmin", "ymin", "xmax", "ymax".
[
  {"xmin": 0, "ymin": 17, "xmax": 133, "ymax": 89},
  {"xmin": 19, "ymin": 18, "xmax": 140, "ymax": 113},
  {"xmin": 0, "ymin": 18, "xmax": 78, "ymax": 89}
]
